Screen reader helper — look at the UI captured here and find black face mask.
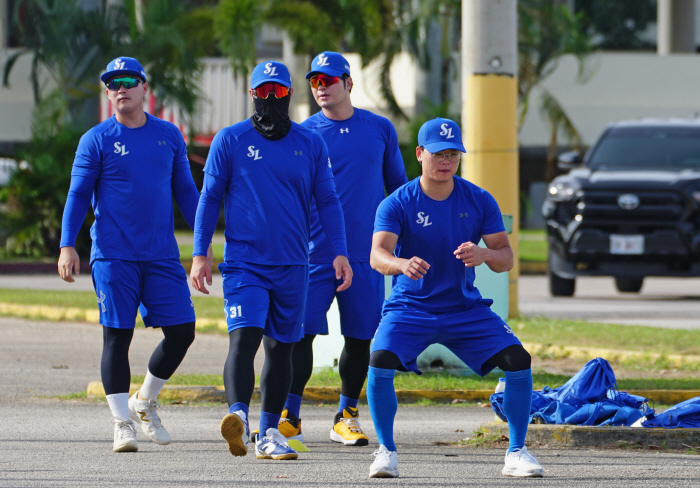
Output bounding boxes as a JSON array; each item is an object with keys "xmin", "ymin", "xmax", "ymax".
[{"xmin": 250, "ymin": 94, "xmax": 292, "ymax": 140}]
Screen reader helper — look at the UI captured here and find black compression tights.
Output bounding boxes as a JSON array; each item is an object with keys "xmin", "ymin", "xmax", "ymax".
[
  {"xmin": 148, "ymin": 322, "xmax": 195, "ymax": 378},
  {"xmin": 339, "ymin": 337, "xmax": 372, "ymax": 399},
  {"xmin": 223, "ymin": 328, "xmax": 296, "ymax": 413},
  {"xmin": 369, "ymin": 344, "xmax": 531, "ymax": 373},
  {"xmin": 224, "ymin": 328, "xmax": 263, "ymax": 407},
  {"xmin": 101, "ymin": 327, "xmax": 134, "ymax": 395},
  {"xmin": 260, "ymin": 336, "xmax": 296, "ymax": 413},
  {"xmin": 484, "ymin": 344, "xmax": 531, "ymax": 372},
  {"xmin": 290, "ymin": 334, "xmax": 371, "ymax": 400},
  {"xmin": 289, "ymin": 334, "xmax": 316, "ymax": 396},
  {"xmin": 101, "ymin": 322, "xmax": 195, "ymax": 396}
]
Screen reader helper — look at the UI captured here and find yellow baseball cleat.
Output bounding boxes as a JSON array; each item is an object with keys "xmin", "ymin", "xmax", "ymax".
[
  {"xmin": 249, "ymin": 408, "xmax": 304, "ymax": 443},
  {"xmin": 278, "ymin": 409, "xmax": 304, "ymax": 442},
  {"xmin": 330, "ymin": 407, "xmax": 369, "ymax": 446}
]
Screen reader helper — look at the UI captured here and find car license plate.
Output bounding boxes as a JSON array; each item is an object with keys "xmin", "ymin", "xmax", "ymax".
[{"xmin": 610, "ymin": 234, "xmax": 644, "ymax": 254}]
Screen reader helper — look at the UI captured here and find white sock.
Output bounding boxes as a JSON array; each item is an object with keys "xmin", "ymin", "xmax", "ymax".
[
  {"xmin": 106, "ymin": 393, "xmax": 130, "ymax": 422},
  {"xmin": 139, "ymin": 371, "xmax": 168, "ymax": 401}
]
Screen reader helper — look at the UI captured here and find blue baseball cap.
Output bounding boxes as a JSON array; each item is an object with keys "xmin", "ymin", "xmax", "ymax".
[
  {"xmin": 305, "ymin": 52, "xmax": 351, "ymax": 79},
  {"xmin": 250, "ymin": 61, "xmax": 292, "ymax": 88},
  {"xmin": 100, "ymin": 57, "xmax": 147, "ymax": 84},
  {"xmin": 418, "ymin": 118, "xmax": 466, "ymax": 153}
]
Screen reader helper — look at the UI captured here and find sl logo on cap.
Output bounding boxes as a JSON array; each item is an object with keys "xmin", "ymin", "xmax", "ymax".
[
  {"xmin": 439, "ymin": 123, "xmax": 454, "ymax": 139},
  {"xmin": 263, "ymin": 62, "xmax": 278, "ymax": 76},
  {"xmin": 114, "ymin": 58, "xmax": 126, "ymax": 70},
  {"xmin": 317, "ymin": 54, "xmax": 329, "ymax": 66}
]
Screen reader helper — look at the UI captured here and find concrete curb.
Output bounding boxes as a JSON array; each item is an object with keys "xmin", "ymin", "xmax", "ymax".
[
  {"xmin": 0, "ymin": 302, "xmax": 227, "ymax": 331},
  {"xmin": 85, "ymin": 381, "xmax": 700, "ymax": 406},
  {"xmin": 520, "ymin": 261, "xmax": 546, "ymax": 275},
  {"xmin": 480, "ymin": 421, "xmax": 700, "ymax": 449},
  {"xmin": 0, "ymin": 302, "xmax": 100, "ymax": 322}
]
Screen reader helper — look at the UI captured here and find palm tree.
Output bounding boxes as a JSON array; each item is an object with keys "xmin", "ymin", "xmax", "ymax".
[
  {"xmin": 0, "ymin": 0, "xmax": 210, "ymax": 257},
  {"xmin": 376, "ymin": 0, "xmax": 460, "ymax": 120},
  {"xmin": 213, "ymin": 0, "xmax": 393, "ymax": 78},
  {"xmin": 211, "ymin": 0, "xmax": 395, "ymax": 115},
  {"xmin": 121, "ymin": 0, "xmax": 206, "ymax": 118},
  {"xmin": 2, "ymin": 0, "xmax": 129, "ymax": 130},
  {"xmin": 518, "ymin": 0, "xmax": 594, "ymax": 181}
]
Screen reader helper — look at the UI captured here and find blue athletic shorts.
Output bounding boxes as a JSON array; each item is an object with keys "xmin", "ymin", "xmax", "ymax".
[
  {"xmin": 304, "ymin": 262, "xmax": 383, "ymax": 340},
  {"xmin": 219, "ymin": 261, "xmax": 308, "ymax": 343},
  {"xmin": 370, "ymin": 302, "xmax": 521, "ymax": 376},
  {"xmin": 91, "ymin": 258, "xmax": 195, "ymax": 329}
]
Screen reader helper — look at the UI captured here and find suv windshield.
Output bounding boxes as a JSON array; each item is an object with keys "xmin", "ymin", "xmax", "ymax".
[{"xmin": 587, "ymin": 126, "xmax": 700, "ymax": 170}]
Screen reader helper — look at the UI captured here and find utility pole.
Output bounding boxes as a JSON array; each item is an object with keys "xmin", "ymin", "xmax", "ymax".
[
  {"xmin": 462, "ymin": 0, "xmax": 519, "ymax": 317},
  {"xmin": 657, "ymin": 0, "xmax": 696, "ymax": 55}
]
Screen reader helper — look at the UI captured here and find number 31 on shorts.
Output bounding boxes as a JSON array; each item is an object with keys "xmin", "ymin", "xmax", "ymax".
[{"xmin": 223, "ymin": 300, "xmax": 243, "ymax": 318}]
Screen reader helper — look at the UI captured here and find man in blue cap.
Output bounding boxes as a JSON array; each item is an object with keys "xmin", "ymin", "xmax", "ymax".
[
  {"xmin": 270, "ymin": 51, "xmax": 407, "ymax": 447},
  {"xmin": 366, "ymin": 118, "xmax": 543, "ymax": 478},
  {"xmin": 190, "ymin": 60, "xmax": 352, "ymax": 461},
  {"xmin": 58, "ymin": 56, "xmax": 211, "ymax": 452}
]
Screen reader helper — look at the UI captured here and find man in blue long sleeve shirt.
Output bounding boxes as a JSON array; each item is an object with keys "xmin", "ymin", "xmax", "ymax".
[
  {"xmin": 58, "ymin": 57, "xmax": 212, "ymax": 453},
  {"xmin": 273, "ymin": 52, "xmax": 408, "ymax": 447},
  {"xmin": 190, "ymin": 61, "xmax": 352, "ymax": 461}
]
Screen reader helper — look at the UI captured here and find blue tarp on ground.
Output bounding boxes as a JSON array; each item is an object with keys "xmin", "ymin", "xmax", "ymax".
[
  {"xmin": 490, "ymin": 357, "xmax": 652, "ymax": 426},
  {"xmin": 641, "ymin": 397, "xmax": 700, "ymax": 429}
]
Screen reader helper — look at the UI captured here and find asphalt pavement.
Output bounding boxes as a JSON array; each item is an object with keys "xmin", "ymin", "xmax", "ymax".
[
  {"xmin": 2, "ymin": 275, "xmax": 700, "ymax": 486},
  {"xmin": 518, "ymin": 275, "xmax": 700, "ymax": 329},
  {"xmin": 2, "ymin": 317, "xmax": 700, "ymax": 487}
]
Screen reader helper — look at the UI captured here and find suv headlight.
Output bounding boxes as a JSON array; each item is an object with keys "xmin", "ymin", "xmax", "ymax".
[{"xmin": 547, "ymin": 181, "xmax": 578, "ymax": 201}]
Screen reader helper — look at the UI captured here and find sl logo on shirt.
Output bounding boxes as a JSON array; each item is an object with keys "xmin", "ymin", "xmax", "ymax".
[
  {"xmin": 247, "ymin": 145, "xmax": 262, "ymax": 160},
  {"xmin": 416, "ymin": 212, "xmax": 433, "ymax": 227},
  {"xmin": 114, "ymin": 142, "xmax": 129, "ymax": 156}
]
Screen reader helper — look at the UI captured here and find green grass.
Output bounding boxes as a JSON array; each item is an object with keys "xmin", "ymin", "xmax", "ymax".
[
  {"xmin": 0, "ymin": 288, "xmax": 102, "ymax": 308},
  {"xmin": 54, "ymin": 391, "xmax": 92, "ymax": 401},
  {"xmin": 511, "ymin": 316, "xmax": 700, "ymax": 357},
  {"xmin": 129, "ymin": 369, "xmax": 700, "ymax": 390},
  {"xmin": 518, "ymin": 229, "xmax": 547, "ymax": 262},
  {"xmin": 456, "ymin": 428, "xmax": 508, "ymax": 448},
  {"xmin": 3, "ymin": 287, "xmax": 700, "ymax": 360},
  {"xmin": 177, "ymin": 243, "xmax": 225, "ymax": 261}
]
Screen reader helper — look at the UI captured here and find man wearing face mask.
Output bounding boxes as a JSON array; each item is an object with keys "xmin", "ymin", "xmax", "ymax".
[
  {"xmin": 273, "ymin": 52, "xmax": 407, "ymax": 448},
  {"xmin": 190, "ymin": 61, "xmax": 352, "ymax": 461}
]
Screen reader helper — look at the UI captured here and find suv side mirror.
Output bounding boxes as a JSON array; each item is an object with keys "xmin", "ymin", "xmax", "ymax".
[{"xmin": 557, "ymin": 151, "xmax": 581, "ymax": 171}]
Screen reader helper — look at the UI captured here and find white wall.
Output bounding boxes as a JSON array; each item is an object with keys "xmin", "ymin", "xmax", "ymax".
[
  {"xmin": 518, "ymin": 52, "xmax": 700, "ymax": 147},
  {"xmin": 0, "ymin": 49, "xmax": 35, "ymax": 142},
  {"xmin": 8, "ymin": 50, "xmax": 700, "ymax": 150}
]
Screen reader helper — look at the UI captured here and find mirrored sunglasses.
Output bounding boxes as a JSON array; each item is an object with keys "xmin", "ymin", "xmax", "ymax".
[
  {"xmin": 105, "ymin": 77, "xmax": 143, "ymax": 91},
  {"xmin": 309, "ymin": 74, "xmax": 342, "ymax": 89},
  {"xmin": 253, "ymin": 83, "xmax": 290, "ymax": 99}
]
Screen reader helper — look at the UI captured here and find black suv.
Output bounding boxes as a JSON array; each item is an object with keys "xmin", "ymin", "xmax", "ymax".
[{"xmin": 542, "ymin": 119, "xmax": 700, "ymax": 296}]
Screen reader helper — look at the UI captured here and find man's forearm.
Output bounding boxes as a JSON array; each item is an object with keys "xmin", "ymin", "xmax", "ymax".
[
  {"xmin": 483, "ymin": 247, "xmax": 514, "ymax": 273},
  {"xmin": 370, "ymin": 248, "xmax": 404, "ymax": 276}
]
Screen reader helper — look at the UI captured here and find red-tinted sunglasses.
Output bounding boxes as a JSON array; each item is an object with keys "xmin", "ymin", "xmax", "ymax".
[
  {"xmin": 253, "ymin": 83, "xmax": 290, "ymax": 99},
  {"xmin": 309, "ymin": 74, "xmax": 343, "ymax": 89}
]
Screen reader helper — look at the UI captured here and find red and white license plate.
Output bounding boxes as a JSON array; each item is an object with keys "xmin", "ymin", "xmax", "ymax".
[{"xmin": 610, "ymin": 234, "xmax": 644, "ymax": 255}]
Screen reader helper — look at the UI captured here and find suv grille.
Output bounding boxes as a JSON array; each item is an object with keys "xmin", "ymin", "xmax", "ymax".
[{"xmin": 579, "ymin": 189, "xmax": 688, "ymax": 224}]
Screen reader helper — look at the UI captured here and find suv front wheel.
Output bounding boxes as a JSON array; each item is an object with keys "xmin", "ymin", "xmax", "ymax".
[
  {"xmin": 614, "ymin": 277, "xmax": 644, "ymax": 293},
  {"xmin": 548, "ymin": 269, "xmax": 576, "ymax": 297}
]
